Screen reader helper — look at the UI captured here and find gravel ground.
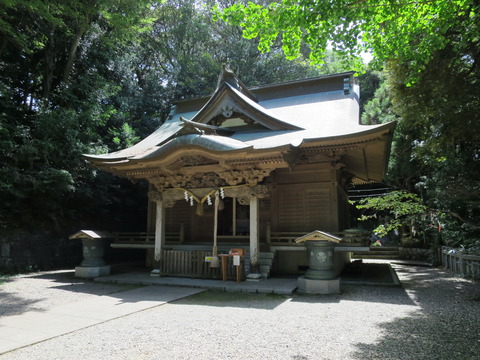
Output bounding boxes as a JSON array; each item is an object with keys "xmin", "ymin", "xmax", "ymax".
[
  {"xmin": 0, "ymin": 270, "xmax": 136, "ymax": 317},
  {"xmin": 1, "ymin": 264, "xmax": 480, "ymax": 360}
]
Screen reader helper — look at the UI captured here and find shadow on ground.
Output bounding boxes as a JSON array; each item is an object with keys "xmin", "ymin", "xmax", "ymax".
[
  {"xmin": 352, "ymin": 307, "xmax": 480, "ymax": 360},
  {"xmin": 352, "ymin": 264, "xmax": 480, "ymax": 360},
  {"xmin": 291, "ymin": 284, "xmax": 416, "ymax": 306},
  {"xmin": 0, "ymin": 290, "xmax": 42, "ymax": 317},
  {"xmin": 172, "ymin": 290, "xmax": 290, "ymax": 310},
  {"xmin": 0, "ymin": 270, "xmax": 136, "ymax": 317}
]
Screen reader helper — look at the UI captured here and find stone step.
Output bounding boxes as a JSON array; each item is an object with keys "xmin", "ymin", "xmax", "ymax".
[
  {"xmin": 243, "ymin": 251, "xmax": 276, "ymax": 279},
  {"xmin": 259, "ymin": 251, "xmax": 275, "ymax": 260},
  {"xmin": 260, "ymin": 265, "xmax": 271, "ymax": 272},
  {"xmin": 368, "ymin": 246, "xmax": 400, "ymax": 251},
  {"xmin": 353, "ymin": 251, "xmax": 399, "ymax": 256},
  {"xmin": 260, "ymin": 265, "xmax": 271, "ymax": 279},
  {"xmin": 260, "ymin": 252, "xmax": 275, "ymax": 279},
  {"xmin": 352, "ymin": 254, "xmax": 401, "ymax": 260},
  {"xmin": 352, "ymin": 245, "xmax": 400, "ymax": 260},
  {"xmin": 259, "ymin": 258, "xmax": 273, "ymax": 266}
]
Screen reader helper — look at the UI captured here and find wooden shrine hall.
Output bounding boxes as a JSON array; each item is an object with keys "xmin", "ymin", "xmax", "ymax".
[{"xmin": 84, "ymin": 68, "xmax": 395, "ymax": 280}]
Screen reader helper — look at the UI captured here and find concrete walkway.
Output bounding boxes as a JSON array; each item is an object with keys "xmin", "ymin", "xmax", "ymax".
[{"xmin": 0, "ymin": 285, "xmax": 204, "ymax": 355}]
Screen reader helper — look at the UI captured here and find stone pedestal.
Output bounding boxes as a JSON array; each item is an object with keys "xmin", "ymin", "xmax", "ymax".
[
  {"xmin": 75, "ymin": 237, "xmax": 110, "ymax": 278},
  {"xmin": 297, "ymin": 241, "xmax": 341, "ymax": 294},
  {"xmin": 80, "ymin": 238, "xmax": 108, "ymax": 266},
  {"xmin": 304, "ymin": 240, "xmax": 337, "ymax": 280},
  {"xmin": 298, "ymin": 276, "xmax": 340, "ymax": 294},
  {"xmin": 295, "ymin": 232, "xmax": 342, "ymax": 295},
  {"xmin": 75, "ymin": 265, "xmax": 111, "ymax": 278}
]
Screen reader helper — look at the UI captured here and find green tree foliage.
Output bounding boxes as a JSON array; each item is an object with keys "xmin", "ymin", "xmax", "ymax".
[
  {"xmin": 0, "ymin": 0, "xmax": 156, "ymax": 233},
  {"xmin": 361, "ymin": 74, "xmax": 396, "ymax": 125},
  {"xmin": 1, "ymin": 0, "xmax": 346, "ymax": 237},
  {"xmin": 217, "ymin": 0, "xmax": 478, "ymax": 83},
  {"xmin": 358, "ymin": 71, "xmax": 412, "ymax": 190},
  {"xmin": 356, "ymin": 70, "xmax": 381, "ymax": 114},
  {"xmin": 386, "ymin": 41, "xmax": 480, "ymax": 249},
  {"xmin": 143, "ymin": 0, "xmax": 354, "ymax": 100},
  {"xmin": 217, "ymin": 0, "xmax": 480, "ymax": 250},
  {"xmin": 354, "ymin": 191, "xmax": 428, "ymax": 238},
  {"xmin": 354, "ymin": 40, "xmax": 480, "ymax": 250}
]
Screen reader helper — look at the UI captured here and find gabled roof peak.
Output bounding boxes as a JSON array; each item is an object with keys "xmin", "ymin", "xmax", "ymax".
[
  {"xmin": 217, "ymin": 66, "xmax": 257, "ymax": 102},
  {"xmin": 190, "ymin": 67, "xmax": 304, "ymax": 131},
  {"xmin": 179, "ymin": 117, "xmax": 234, "ymax": 136}
]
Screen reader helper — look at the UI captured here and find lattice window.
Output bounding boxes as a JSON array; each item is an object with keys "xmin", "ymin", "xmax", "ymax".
[{"xmin": 277, "ymin": 187, "xmax": 332, "ymax": 232}]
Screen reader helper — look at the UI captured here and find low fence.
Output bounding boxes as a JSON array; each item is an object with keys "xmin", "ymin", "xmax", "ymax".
[
  {"xmin": 441, "ymin": 246, "xmax": 480, "ymax": 279},
  {"xmin": 161, "ymin": 250, "xmax": 213, "ymax": 278},
  {"xmin": 160, "ymin": 249, "xmax": 243, "ymax": 280}
]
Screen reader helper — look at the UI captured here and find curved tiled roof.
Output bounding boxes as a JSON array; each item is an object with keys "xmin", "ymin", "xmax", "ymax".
[{"xmin": 85, "ymin": 70, "xmax": 396, "ymax": 183}]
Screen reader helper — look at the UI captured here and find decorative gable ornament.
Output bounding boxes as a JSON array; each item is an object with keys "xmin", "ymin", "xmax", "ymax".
[
  {"xmin": 295, "ymin": 230, "xmax": 342, "ymax": 244},
  {"xmin": 222, "ymin": 105, "xmax": 234, "ymax": 118}
]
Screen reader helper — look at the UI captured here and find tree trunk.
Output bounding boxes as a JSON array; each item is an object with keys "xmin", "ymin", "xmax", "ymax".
[
  {"xmin": 0, "ymin": 37, "xmax": 8, "ymax": 59},
  {"xmin": 42, "ymin": 24, "xmax": 56, "ymax": 99},
  {"xmin": 62, "ymin": 25, "xmax": 87, "ymax": 83}
]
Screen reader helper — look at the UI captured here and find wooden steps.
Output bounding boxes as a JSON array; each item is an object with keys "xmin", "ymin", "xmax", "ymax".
[{"xmin": 352, "ymin": 246, "xmax": 400, "ymax": 260}]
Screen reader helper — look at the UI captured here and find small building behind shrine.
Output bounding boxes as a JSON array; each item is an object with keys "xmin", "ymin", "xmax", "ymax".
[{"xmin": 84, "ymin": 68, "xmax": 395, "ymax": 279}]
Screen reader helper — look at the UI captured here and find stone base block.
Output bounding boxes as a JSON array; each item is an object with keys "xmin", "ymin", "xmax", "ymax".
[
  {"xmin": 297, "ymin": 276, "xmax": 341, "ymax": 294},
  {"xmin": 75, "ymin": 265, "xmax": 110, "ymax": 278},
  {"xmin": 246, "ymin": 273, "xmax": 263, "ymax": 282},
  {"xmin": 150, "ymin": 269, "xmax": 161, "ymax": 277}
]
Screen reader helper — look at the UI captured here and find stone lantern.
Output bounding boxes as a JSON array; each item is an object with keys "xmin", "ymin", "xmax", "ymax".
[
  {"xmin": 69, "ymin": 230, "xmax": 112, "ymax": 278},
  {"xmin": 295, "ymin": 231, "xmax": 342, "ymax": 294}
]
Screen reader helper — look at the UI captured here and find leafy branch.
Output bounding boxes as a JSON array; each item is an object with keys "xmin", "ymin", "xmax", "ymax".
[{"xmin": 352, "ymin": 190, "xmax": 430, "ymax": 237}]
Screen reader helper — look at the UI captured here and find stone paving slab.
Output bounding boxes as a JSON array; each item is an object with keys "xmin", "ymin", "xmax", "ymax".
[
  {"xmin": 95, "ymin": 260, "xmax": 399, "ymax": 293},
  {"xmin": 341, "ymin": 262, "xmax": 401, "ymax": 286},
  {"xmin": 95, "ymin": 272, "xmax": 299, "ymax": 295},
  {"xmin": 0, "ymin": 285, "xmax": 204, "ymax": 355}
]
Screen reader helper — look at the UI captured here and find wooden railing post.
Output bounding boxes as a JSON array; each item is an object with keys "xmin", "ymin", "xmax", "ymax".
[
  {"xmin": 266, "ymin": 222, "xmax": 271, "ymax": 245},
  {"xmin": 247, "ymin": 195, "xmax": 261, "ymax": 280},
  {"xmin": 179, "ymin": 223, "xmax": 185, "ymax": 244},
  {"xmin": 148, "ymin": 190, "xmax": 165, "ymax": 277}
]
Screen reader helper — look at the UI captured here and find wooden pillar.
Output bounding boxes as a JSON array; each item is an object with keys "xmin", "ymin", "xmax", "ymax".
[
  {"xmin": 213, "ymin": 191, "xmax": 219, "ymax": 257},
  {"xmin": 248, "ymin": 195, "xmax": 261, "ymax": 278},
  {"xmin": 232, "ymin": 197, "xmax": 237, "ymax": 236},
  {"xmin": 151, "ymin": 192, "xmax": 165, "ymax": 276},
  {"xmin": 146, "ymin": 184, "xmax": 155, "ymax": 233},
  {"xmin": 266, "ymin": 222, "xmax": 271, "ymax": 245},
  {"xmin": 330, "ymin": 167, "xmax": 340, "ymax": 232}
]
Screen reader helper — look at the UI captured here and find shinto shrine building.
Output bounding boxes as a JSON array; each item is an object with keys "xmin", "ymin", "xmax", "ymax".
[{"xmin": 84, "ymin": 68, "xmax": 395, "ymax": 279}]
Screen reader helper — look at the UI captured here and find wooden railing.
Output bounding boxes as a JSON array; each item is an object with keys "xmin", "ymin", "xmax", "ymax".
[
  {"xmin": 111, "ymin": 224, "xmax": 347, "ymax": 248},
  {"xmin": 161, "ymin": 249, "xmax": 214, "ymax": 278},
  {"xmin": 217, "ymin": 235, "xmax": 249, "ymax": 242},
  {"xmin": 160, "ymin": 249, "xmax": 243, "ymax": 280},
  {"xmin": 111, "ymin": 230, "xmax": 251, "ymax": 249},
  {"xmin": 442, "ymin": 246, "xmax": 480, "ymax": 279},
  {"xmin": 111, "ymin": 225, "xmax": 184, "ymax": 248}
]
